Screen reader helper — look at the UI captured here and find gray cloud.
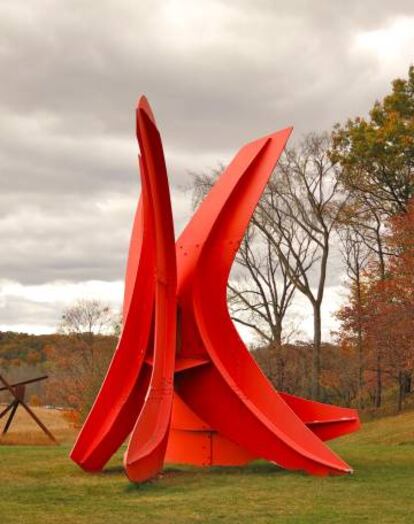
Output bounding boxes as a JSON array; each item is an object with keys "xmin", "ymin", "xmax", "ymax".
[{"xmin": 1, "ymin": 0, "xmax": 414, "ymax": 332}]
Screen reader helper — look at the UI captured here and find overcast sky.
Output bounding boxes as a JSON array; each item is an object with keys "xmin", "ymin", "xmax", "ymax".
[{"xmin": 1, "ymin": 0, "xmax": 414, "ymax": 340}]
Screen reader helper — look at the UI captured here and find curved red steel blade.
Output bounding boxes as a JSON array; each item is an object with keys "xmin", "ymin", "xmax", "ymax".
[
  {"xmin": 279, "ymin": 392, "xmax": 360, "ymax": 441},
  {"xmin": 124, "ymin": 97, "xmax": 177, "ymax": 482},
  {"xmin": 70, "ymin": 156, "xmax": 155, "ymax": 471},
  {"xmin": 175, "ymin": 129, "xmax": 355, "ymax": 475}
]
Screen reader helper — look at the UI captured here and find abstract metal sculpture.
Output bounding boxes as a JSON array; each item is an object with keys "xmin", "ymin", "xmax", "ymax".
[
  {"xmin": 70, "ymin": 97, "xmax": 360, "ymax": 482},
  {"xmin": 0, "ymin": 373, "xmax": 56, "ymax": 442}
]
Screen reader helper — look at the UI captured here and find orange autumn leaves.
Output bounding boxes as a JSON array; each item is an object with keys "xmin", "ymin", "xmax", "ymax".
[{"xmin": 336, "ymin": 202, "xmax": 414, "ymax": 409}]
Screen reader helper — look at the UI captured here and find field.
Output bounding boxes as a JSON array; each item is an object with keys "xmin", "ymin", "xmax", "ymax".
[{"xmin": 1, "ymin": 407, "xmax": 414, "ymax": 523}]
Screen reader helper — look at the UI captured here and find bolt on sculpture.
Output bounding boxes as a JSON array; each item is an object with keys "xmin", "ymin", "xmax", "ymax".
[{"xmin": 70, "ymin": 97, "xmax": 360, "ymax": 482}]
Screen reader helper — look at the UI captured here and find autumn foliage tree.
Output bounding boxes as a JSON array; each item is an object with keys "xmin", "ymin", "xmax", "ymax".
[
  {"xmin": 337, "ymin": 200, "xmax": 414, "ymax": 411},
  {"xmin": 334, "ymin": 65, "xmax": 414, "ymax": 410},
  {"xmin": 45, "ymin": 300, "xmax": 118, "ymax": 421},
  {"xmin": 379, "ymin": 203, "xmax": 414, "ymax": 408},
  {"xmin": 331, "ymin": 65, "xmax": 414, "ymax": 216}
]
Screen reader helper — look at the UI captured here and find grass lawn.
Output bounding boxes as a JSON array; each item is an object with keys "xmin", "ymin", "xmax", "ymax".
[{"xmin": 0, "ymin": 408, "xmax": 414, "ymax": 523}]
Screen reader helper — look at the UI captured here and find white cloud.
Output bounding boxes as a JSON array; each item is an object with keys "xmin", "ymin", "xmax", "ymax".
[
  {"xmin": 354, "ymin": 16, "xmax": 414, "ymax": 70},
  {"xmin": 0, "ymin": 279, "xmax": 123, "ymax": 306},
  {"xmin": 0, "ymin": 279, "xmax": 124, "ymax": 334}
]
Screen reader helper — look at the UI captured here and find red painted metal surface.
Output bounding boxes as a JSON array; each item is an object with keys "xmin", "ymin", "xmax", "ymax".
[
  {"xmin": 70, "ymin": 98, "xmax": 173, "ymax": 478},
  {"xmin": 71, "ymin": 97, "xmax": 360, "ymax": 482},
  {"xmin": 124, "ymin": 97, "xmax": 177, "ymax": 482}
]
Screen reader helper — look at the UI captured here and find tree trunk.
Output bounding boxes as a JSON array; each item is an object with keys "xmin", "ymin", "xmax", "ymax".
[
  {"xmin": 375, "ymin": 353, "xmax": 382, "ymax": 408},
  {"xmin": 272, "ymin": 323, "xmax": 282, "ymax": 389},
  {"xmin": 312, "ymin": 304, "xmax": 321, "ymax": 400},
  {"xmin": 398, "ymin": 371, "xmax": 404, "ymax": 412},
  {"xmin": 398, "ymin": 371, "xmax": 412, "ymax": 411},
  {"xmin": 405, "ymin": 372, "xmax": 412, "ymax": 394},
  {"xmin": 273, "ymin": 322, "xmax": 282, "ymax": 348},
  {"xmin": 355, "ymin": 273, "xmax": 364, "ymax": 408}
]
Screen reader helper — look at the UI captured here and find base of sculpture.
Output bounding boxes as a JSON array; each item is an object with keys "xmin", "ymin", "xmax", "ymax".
[{"xmin": 166, "ymin": 394, "xmax": 255, "ymax": 466}]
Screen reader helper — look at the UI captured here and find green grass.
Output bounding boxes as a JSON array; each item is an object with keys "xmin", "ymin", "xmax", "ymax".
[{"xmin": 1, "ymin": 411, "xmax": 414, "ymax": 523}]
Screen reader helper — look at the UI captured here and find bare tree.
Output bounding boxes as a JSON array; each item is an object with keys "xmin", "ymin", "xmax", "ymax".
[
  {"xmin": 190, "ymin": 169, "xmax": 298, "ymax": 353},
  {"xmin": 338, "ymin": 225, "xmax": 370, "ymax": 406},
  {"xmin": 50, "ymin": 299, "xmax": 116, "ymax": 418},
  {"xmin": 256, "ymin": 133, "xmax": 349, "ymax": 399},
  {"xmin": 58, "ymin": 299, "xmax": 114, "ymax": 379},
  {"xmin": 340, "ymin": 193, "xmax": 391, "ymax": 277},
  {"xmin": 59, "ymin": 299, "xmax": 114, "ymax": 339},
  {"xmin": 191, "ymin": 134, "xmax": 348, "ymax": 399},
  {"xmin": 227, "ymin": 225, "xmax": 296, "ymax": 346},
  {"xmin": 336, "ymin": 191, "xmax": 396, "ymax": 407}
]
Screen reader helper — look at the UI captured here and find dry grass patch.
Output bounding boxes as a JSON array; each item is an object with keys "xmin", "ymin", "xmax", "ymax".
[{"xmin": 0, "ymin": 405, "xmax": 77, "ymax": 445}]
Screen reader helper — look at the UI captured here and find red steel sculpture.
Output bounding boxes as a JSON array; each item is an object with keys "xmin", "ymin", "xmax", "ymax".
[{"xmin": 70, "ymin": 97, "xmax": 360, "ymax": 482}]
